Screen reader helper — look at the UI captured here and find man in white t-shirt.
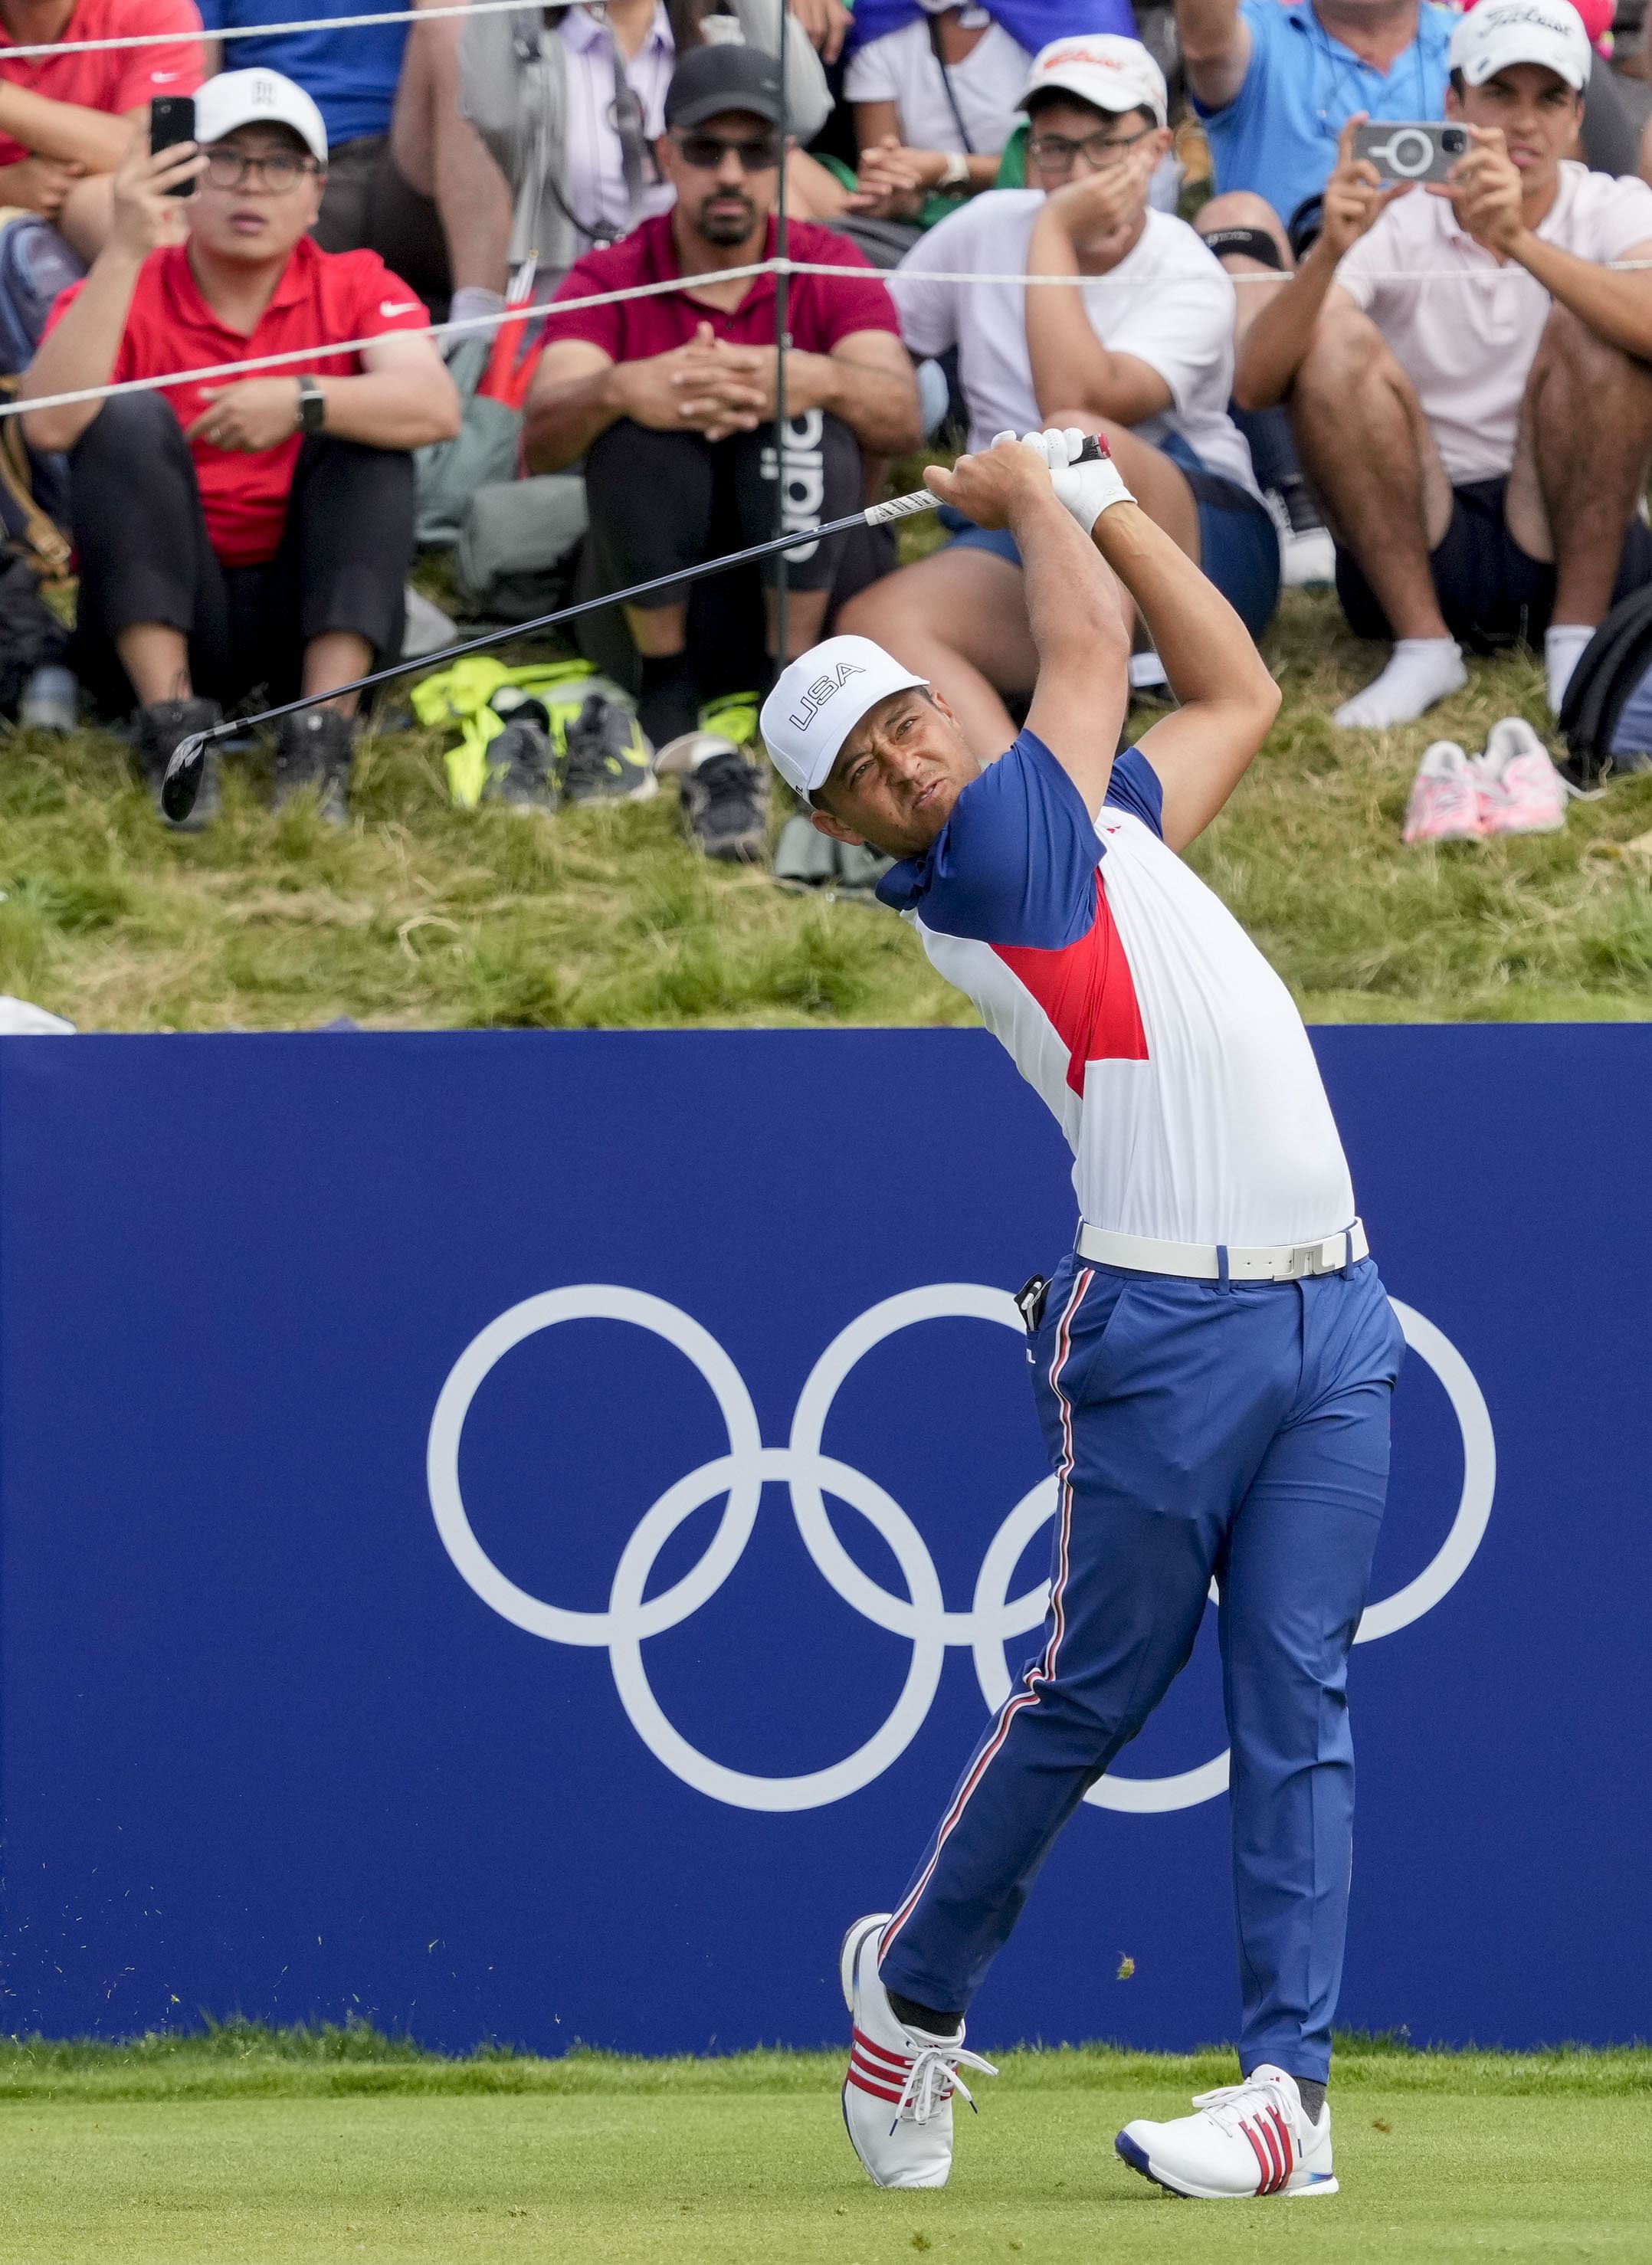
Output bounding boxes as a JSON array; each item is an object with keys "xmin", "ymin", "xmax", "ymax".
[
  {"xmin": 1236, "ymin": 0, "xmax": 1652, "ymax": 726},
  {"xmin": 844, "ymin": 1, "xmax": 1034, "ymax": 216},
  {"xmin": 841, "ymin": 36, "xmax": 1279, "ymax": 757}
]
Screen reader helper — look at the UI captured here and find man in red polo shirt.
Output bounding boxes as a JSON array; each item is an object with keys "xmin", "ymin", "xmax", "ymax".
[
  {"xmin": 0, "ymin": 0, "xmax": 205, "ymax": 257},
  {"xmin": 21, "ymin": 68, "xmax": 459, "ymax": 827},
  {"xmin": 526, "ymin": 41, "xmax": 919, "ymax": 860}
]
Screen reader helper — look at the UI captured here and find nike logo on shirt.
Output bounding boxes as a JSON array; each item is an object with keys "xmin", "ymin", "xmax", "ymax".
[{"xmin": 379, "ymin": 300, "xmax": 418, "ymax": 316}]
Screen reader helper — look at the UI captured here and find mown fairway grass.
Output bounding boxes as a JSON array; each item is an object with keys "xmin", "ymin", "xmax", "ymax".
[
  {"xmin": 3, "ymin": 588, "xmax": 1652, "ymax": 1031},
  {"xmin": 0, "ymin": 2031, "xmax": 1647, "ymax": 2263}
]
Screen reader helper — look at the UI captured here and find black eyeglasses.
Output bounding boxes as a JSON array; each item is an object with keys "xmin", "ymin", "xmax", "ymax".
[
  {"xmin": 670, "ymin": 129, "xmax": 781, "ymax": 172},
  {"xmin": 202, "ymin": 146, "xmax": 323, "ymax": 192},
  {"xmin": 1025, "ymin": 123, "xmax": 1155, "ymax": 173}
]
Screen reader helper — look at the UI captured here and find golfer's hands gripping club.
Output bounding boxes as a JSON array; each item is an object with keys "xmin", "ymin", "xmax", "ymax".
[
  {"xmin": 1003, "ymin": 427, "xmax": 1136, "ymax": 533},
  {"xmin": 160, "ymin": 732, "xmax": 211, "ymax": 823},
  {"xmin": 923, "ymin": 431, "xmax": 1119, "ymax": 531}
]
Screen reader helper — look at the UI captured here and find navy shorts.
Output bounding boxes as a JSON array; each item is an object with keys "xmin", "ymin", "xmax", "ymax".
[
  {"xmin": 1336, "ymin": 475, "xmax": 1652, "ymax": 654},
  {"xmin": 938, "ymin": 432, "xmax": 1282, "ymax": 641}
]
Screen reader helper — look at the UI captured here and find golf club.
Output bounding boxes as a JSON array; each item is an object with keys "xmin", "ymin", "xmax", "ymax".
[{"xmin": 159, "ymin": 439, "xmax": 1109, "ymax": 823}]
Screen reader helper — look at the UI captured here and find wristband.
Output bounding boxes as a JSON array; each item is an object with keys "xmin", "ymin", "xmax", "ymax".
[
  {"xmin": 936, "ymin": 150, "xmax": 969, "ymax": 193},
  {"xmin": 296, "ymin": 374, "xmax": 326, "ymax": 436}
]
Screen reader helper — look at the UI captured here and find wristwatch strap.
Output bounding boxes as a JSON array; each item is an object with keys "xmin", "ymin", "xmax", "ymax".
[
  {"xmin": 937, "ymin": 150, "xmax": 969, "ymax": 192},
  {"xmin": 297, "ymin": 375, "xmax": 326, "ymax": 435}
]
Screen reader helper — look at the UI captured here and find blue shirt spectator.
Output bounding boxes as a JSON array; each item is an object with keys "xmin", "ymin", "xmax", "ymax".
[
  {"xmin": 1194, "ymin": 0, "xmax": 1452, "ymax": 229},
  {"xmin": 197, "ymin": 0, "xmax": 408, "ymax": 149}
]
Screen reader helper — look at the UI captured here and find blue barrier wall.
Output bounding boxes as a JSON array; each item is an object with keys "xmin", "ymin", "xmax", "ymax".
[{"xmin": 1, "ymin": 1028, "xmax": 1647, "ymax": 2054}]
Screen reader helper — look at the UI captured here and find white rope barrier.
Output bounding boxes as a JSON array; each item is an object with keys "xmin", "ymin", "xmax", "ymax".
[
  {"xmin": 11, "ymin": 251, "xmax": 1647, "ymax": 423},
  {"xmin": 0, "ymin": 0, "xmax": 539, "ymax": 61}
]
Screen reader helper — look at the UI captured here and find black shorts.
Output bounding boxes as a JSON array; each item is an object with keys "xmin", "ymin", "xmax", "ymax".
[{"xmin": 1335, "ymin": 475, "xmax": 1652, "ymax": 653}]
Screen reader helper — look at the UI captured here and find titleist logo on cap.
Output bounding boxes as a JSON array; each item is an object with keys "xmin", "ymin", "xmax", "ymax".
[{"xmin": 788, "ymin": 661, "xmax": 864, "ymax": 733}]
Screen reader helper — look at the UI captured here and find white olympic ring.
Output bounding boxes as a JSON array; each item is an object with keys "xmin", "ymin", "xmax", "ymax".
[{"xmin": 428, "ymin": 1284, "xmax": 1495, "ymax": 1814}]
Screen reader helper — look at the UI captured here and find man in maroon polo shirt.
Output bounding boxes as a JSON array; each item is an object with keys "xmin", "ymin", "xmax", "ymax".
[
  {"xmin": 21, "ymin": 68, "xmax": 459, "ymax": 828},
  {"xmin": 526, "ymin": 41, "xmax": 920, "ymax": 860}
]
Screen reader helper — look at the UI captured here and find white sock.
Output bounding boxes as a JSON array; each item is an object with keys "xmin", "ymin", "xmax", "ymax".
[
  {"xmin": 1332, "ymin": 638, "xmax": 1466, "ymax": 730},
  {"xmin": 448, "ymin": 284, "xmax": 505, "ymax": 331},
  {"xmin": 1544, "ymin": 624, "xmax": 1595, "ymax": 716}
]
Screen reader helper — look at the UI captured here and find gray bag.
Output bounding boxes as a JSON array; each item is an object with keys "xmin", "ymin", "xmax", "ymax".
[
  {"xmin": 414, "ymin": 335, "xmax": 523, "ymax": 546},
  {"xmin": 455, "ymin": 474, "xmax": 590, "ymax": 619}
]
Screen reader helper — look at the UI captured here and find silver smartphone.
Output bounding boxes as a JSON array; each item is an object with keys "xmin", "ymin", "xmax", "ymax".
[{"xmin": 1351, "ymin": 121, "xmax": 1469, "ymax": 184}]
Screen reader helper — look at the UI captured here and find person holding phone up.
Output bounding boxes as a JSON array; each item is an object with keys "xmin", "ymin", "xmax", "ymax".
[
  {"xmin": 19, "ymin": 70, "xmax": 460, "ymax": 828},
  {"xmin": 1234, "ymin": 0, "xmax": 1652, "ymax": 729}
]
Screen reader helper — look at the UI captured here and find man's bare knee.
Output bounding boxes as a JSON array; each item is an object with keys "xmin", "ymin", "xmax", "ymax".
[
  {"xmin": 1293, "ymin": 311, "xmax": 1389, "ymax": 408},
  {"xmin": 1532, "ymin": 301, "xmax": 1652, "ymax": 398}
]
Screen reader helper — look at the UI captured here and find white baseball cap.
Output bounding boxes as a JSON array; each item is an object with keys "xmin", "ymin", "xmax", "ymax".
[
  {"xmin": 1449, "ymin": 0, "xmax": 1593, "ymax": 92},
  {"xmin": 759, "ymin": 635, "xmax": 929, "ymax": 801},
  {"xmin": 194, "ymin": 68, "xmax": 329, "ymax": 166},
  {"xmin": 1017, "ymin": 35, "xmax": 1169, "ymax": 130}
]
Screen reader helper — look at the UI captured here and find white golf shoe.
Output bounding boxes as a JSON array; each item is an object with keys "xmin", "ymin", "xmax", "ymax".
[
  {"xmin": 838, "ymin": 1913, "xmax": 998, "ymax": 2189},
  {"xmin": 1116, "ymin": 2063, "xmax": 1338, "ymax": 2198}
]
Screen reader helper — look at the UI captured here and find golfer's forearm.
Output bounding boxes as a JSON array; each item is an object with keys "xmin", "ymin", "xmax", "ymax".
[
  {"xmin": 1093, "ymin": 500, "xmax": 1275, "ymax": 712},
  {"xmin": 1017, "ymin": 488, "xmax": 1130, "ymax": 674},
  {"xmin": 0, "ymin": 87, "xmax": 129, "ymax": 171},
  {"xmin": 1231, "ymin": 245, "xmax": 1339, "ymax": 410},
  {"xmin": 523, "ymin": 364, "xmax": 631, "ymax": 470},
  {"xmin": 19, "ymin": 246, "xmax": 143, "ymax": 451},
  {"xmin": 795, "ymin": 349, "xmax": 923, "ymax": 454},
  {"xmin": 1515, "ymin": 234, "xmax": 1652, "ymax": 360}
]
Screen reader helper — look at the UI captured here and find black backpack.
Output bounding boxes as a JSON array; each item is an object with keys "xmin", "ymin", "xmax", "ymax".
[{"xmin": 1558, "ymin": 583, "xmax": 1652, "ymax": 785}]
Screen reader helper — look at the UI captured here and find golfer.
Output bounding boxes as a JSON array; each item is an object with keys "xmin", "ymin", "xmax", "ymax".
[{"xmin": 759, "ymin": 431, "xmax": 1404, "ymax": 2201}]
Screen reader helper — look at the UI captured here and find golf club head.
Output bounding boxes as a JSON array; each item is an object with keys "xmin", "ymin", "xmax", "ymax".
[{"xmin": 160, "ymin": 733, "xmax": 209, "ymax": 824}]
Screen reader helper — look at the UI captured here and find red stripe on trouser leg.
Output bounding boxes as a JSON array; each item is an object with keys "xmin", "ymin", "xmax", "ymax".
[{"xmin": 1241, "ymin": 2118, "xmax": 1274, "ymax": 2191}]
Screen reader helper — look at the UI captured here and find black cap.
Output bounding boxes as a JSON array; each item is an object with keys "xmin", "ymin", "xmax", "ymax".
[{"xmin": 664, "ymin": 42, "xmax": 785, "ymax": 131}]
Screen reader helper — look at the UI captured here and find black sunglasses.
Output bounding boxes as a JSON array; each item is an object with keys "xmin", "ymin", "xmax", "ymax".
[{"xmin": 670, "ymin": 129, "xmax": 782, "ymax": 172}]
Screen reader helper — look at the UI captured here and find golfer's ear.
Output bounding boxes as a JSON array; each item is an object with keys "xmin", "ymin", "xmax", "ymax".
[{"xmin": 811, "ymin": 808, "xmax": 864, "ymax": 846}]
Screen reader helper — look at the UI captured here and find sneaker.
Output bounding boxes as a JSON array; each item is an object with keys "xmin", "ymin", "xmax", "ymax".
[
  {"xmin": 1476, "ymin": 716, "xmax": 1566, "ymax": 835},
  {"xmin": 482, "ymin": 718, "xmax": 560, "ymax": 814},
  {"xmin": 839, "ymin": 1913, "xmax": 997, "ymax": 2191},
  {"xmin": 697, "ymin": 691, "xmax": 761, "ymax": 749},
  {"xmin": 1266, "ymin": 480, "xmax": 1336, "ymax": 590},
  {"xmin": 559, "ymin": 693, "xmax": 656, "ymax": 805},
  {"xmin": 136, "ymin": 696, "xmax": 223, "ymax": 831},
  {"xmin": 1402, "ymin": 741, "xmax": 1483, "ymax": 844},
  {"xmin": 1116, "ymin": 2064, "xmax": 1337, "ymax": 2200},
  {"xmin": 654, "ymin": 732, "xmax": 769, "ymax": 862},
  {"xmin": 18, "ymin": 664, "xmax": 77, "ymax": 733},
  {"xmin": 273, "ymin": 709, "xmax": 354, "ymax": 825}
]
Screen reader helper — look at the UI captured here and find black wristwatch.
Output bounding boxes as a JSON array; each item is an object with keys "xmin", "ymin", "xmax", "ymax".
[{"xmin": 296, "ymin": 375, "xmax": 326, "ymax": 435}]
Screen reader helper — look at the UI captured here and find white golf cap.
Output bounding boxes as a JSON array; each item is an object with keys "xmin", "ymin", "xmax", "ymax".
[
  {"xmin": 1017, "ymin": 35, "xmax": 1169, "ymax": 130},
  {"xmin": 194, "ymin": 68, "xmax": 329, "ymax": 165},
  {"xmin": 1450, "ymin": 0, "xmax": 1593, "ymax": 92},
  {"xmin": 759, "ymin": 635, "xmax": 929, "ymax": 801}
]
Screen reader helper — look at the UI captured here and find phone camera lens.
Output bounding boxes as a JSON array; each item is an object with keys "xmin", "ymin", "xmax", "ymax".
[{"xmin": 1443, "ymin": 127, "xmax": 1467, "ymax": 153}]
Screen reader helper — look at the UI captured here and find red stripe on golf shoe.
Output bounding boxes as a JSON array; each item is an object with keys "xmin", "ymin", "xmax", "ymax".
[
  {"xmin": 845, "ymin": 2060, "xmax": 906, "ymax": 2106},
  {"xmin": 852, "ymin": 2029, "xmax": 912, "ymax": 2075},
  {"xmin": 1267, "ymin": 2107, "xmax": 1294, "ymax": 2186},
  {"xmin": 1240, "ymin": 2118, "xmax": 1274, "ymax": 2192},
  {"xmin": 877, "ymin": 1269, "xmax": 1094, "ymax": 1973}
]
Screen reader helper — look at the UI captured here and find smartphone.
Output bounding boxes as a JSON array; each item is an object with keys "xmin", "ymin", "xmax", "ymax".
[
  {"xmin": 1352, "ymin": 120, "xmax": 1468, "ymax": 185},
  {"xmin": 149, "ymin": 93, "xmax": 197, "ymax": 197}
]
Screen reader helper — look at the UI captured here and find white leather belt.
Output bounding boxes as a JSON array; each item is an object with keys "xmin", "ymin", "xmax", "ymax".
[{"xmin": 1077, "ymin": 1218, "xmax": 1368, "ymax": 1283}]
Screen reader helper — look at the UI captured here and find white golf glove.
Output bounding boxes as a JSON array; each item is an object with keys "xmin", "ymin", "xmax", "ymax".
[{"xmin": 991, "ymin": 426, "xmax": 1136, "ymax": 535}]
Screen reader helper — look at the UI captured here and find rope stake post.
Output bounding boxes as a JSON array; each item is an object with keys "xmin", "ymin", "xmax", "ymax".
[{"xmin": 156, "ymin": 445, "xmax": 1106, "ymax": 824}]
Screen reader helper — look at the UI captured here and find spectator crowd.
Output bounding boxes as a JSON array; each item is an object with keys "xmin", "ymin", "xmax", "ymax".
[{"xmin": 2, "ymin": 0, "xmax": 1651, "ymax": 851}]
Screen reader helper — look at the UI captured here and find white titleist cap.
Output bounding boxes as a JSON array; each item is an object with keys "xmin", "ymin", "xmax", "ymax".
[
  {"xmin": 1018, "ymin": 35, "xmax": 1169, "ymax": 129},
  {"xmin": 759, "ymin": 636, "xmax": 929, "ymax": 801},
  {"xmin": 1449, "ymin": 0, "xmax": 1592, "ymax": 91},
  {"xmin": 194, "ymin": 68, "xmax": 329, "ymax": 165}
]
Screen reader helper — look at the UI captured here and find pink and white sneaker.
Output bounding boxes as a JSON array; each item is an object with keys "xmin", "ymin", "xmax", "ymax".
[
  {"xmin": 1116, "ymin": 2064, "xmax": 1338, "ymax": 2199},
  {"xmin": 1402, "ymin": 741, "xmax": 1483, "ymax": 843},
  {"xmin": 1477, "ymin": 716, "xmax": 1567, "ymax": 834},
  {"xmin": 839, "ymin": 1913, "xmax": 997, "ymax": 2189}
]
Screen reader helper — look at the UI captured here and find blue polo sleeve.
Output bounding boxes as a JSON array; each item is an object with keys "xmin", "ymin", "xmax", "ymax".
[
  {"xmin": 1102, "ymin": 746, "xmax": 1165, "ymax": 838},
  {"xmin": 874, "ymin": 729, "xmax": 1103, "ymax": 949}
]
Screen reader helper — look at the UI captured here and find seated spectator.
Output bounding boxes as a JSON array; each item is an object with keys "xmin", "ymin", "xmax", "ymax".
[
  {"xmin": 424, "ymin": 0, "xmax": 838, "ymax": 343},
  {"xmin": 1234, "ymin": 0, "xmax": 1652, "ymax": 728},
  {"xmin": 841, "ymin": 34, "xmax": 1277, "ymax": 759},
  {"xmin": 0, "ymin": 0, "xmax": 205, "ymax": 259},
  {"xmin": 844, "ymin": 0, "xmax": 1098, "ymax": 217},
  {"xmin": 194, "ymin": 0, "xmax": 418, "ymax": 268},
  {"xmin": 20, "ymin": 70, "xmax": 460, "ymax": 824},
  {"xmin": 524, "ymin": 43, "xmax": 921, "ymax": 850}
]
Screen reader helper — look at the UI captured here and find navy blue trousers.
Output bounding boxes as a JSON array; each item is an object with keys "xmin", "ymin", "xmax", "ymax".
[{"xmin": 877, "ymin": 1253, "xmax": 1405, "ymax": 2083}]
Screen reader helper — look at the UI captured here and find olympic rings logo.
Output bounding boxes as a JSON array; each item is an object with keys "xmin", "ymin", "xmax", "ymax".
[{"xmin": 427, "ymin": 1285, "xmax": 1495, "ymax": 1815}]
